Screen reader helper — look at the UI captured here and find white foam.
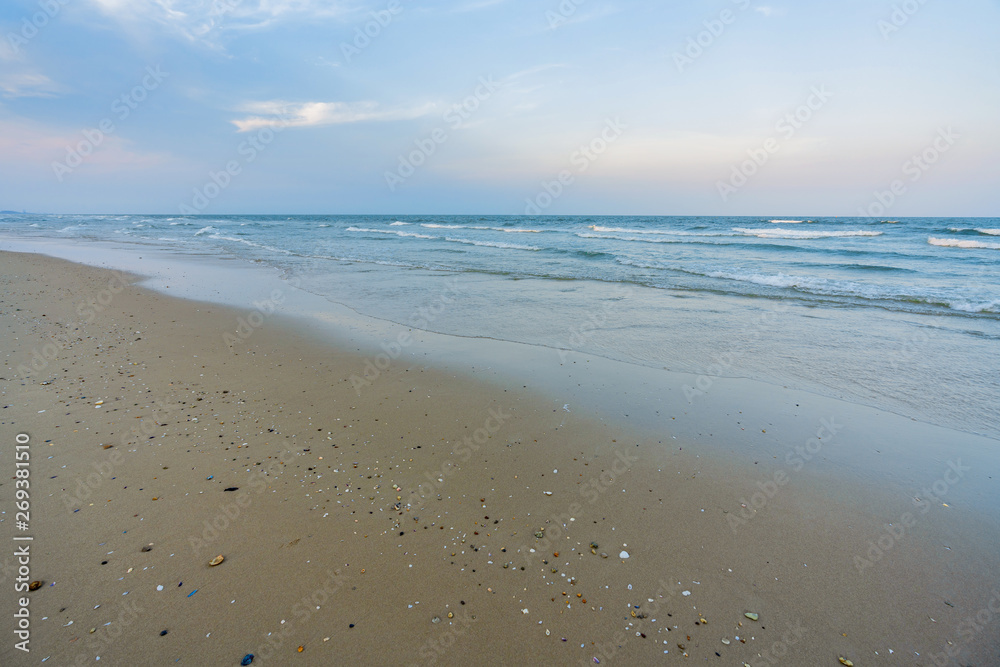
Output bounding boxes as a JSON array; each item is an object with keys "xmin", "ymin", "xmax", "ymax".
[
  {"xmin": 194, "ymin": 226, "xmax": 216, "ymax": 236},
  {"xmin": 208, "ymin": 234, "xmax": 294, "ymax": 254},
  {"xmin": 769, "ymin": 220, "xmax": 803, "ymax": 224},
  {"xmin": 390, "ymin": 221, "xmax": 410, "ymax": 226},
  {"xmin": 733, "ymin": 227, "xmax": 883, "ymax": 239},
  {"xmin": 444, "ymin": 237, "xmax": 540, "ymax": 251},
  {"xmin": 928, "ymin": 237, "xmax": 1000, "ymax": 250},
  {"xmin": 948, "ymin": 228, "xmax": 1000, "ymax": 236},
  {"xmin": 346, "ymin": 226, "xmax": 434, "ymax": 239},
  {"xmin": 591, "ymin": 225, "xmax": 678, "ymax": 235},
  {"xmin": 422, "ymin": 223, "xmax": 542, "ymax": 233},
  {"xmin": 578, "ymin": 233, "xmax": 681, "ymax": 244},
  {"xmin": 949, "ymin": 300, "xmax": 1000, "ymax": 313}
]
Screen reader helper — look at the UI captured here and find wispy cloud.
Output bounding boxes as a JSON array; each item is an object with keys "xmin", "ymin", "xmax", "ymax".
[
  {"xmin": 0, "ymin": 117, "xmax": 170, "ymax": 171},
  {"xmin": 230, "ymin": 100, "xmax": 436, "ymax": 132},
  {"xmin": 85, "ymin": 0, "xmax": 355, "ymax": 47},
  {"xmin": 450, "ymin": 0, "xmax": 505, "ymax": 13},
  {"xmin": 0, "ymin": 72, "xmax": 65, "ymax": 98},
  {"xmin": 754, "ymin": 6, "xmax": 781, "ymax": 17}
]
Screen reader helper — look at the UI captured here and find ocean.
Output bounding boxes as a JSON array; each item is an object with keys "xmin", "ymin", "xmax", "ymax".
[{"xmin": 3, "ymin": 213, "xmax": 998, "ymax": 437}]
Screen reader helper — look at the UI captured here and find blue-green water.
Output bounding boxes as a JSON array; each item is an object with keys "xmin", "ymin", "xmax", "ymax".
[{"xmin": 3, "ymin": 214, "xmax": 998, "ymax": 436}]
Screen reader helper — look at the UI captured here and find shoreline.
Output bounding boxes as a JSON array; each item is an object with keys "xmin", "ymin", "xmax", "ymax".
[{"xmin": 1, "ymin": 249, "xmax": 998, "ymax": 666}]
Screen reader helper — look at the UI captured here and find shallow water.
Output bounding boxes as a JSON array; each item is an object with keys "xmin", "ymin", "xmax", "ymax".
[{"xmin": 3, "ymin": 213, "xmax": 998, "ymax": 437}]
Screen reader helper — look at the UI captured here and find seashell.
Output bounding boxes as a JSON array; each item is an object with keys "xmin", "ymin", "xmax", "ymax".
[
  {"xmin": 209, "ymin": 555, "xmax": 224, "ymax": 566},
  {"xmin": 29, "ymin": 581, "xmax": 43, "ymax": 591}
]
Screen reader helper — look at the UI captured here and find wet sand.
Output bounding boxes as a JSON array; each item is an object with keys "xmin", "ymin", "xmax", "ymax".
[{"xmin": 1, "ymin": 250, "xmax": 998, "ymax": 667}]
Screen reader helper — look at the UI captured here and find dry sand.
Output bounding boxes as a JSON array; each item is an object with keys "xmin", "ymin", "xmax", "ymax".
[{"xmin": 1, "ymin": 250, "xmax": 998, "ymax": 666}]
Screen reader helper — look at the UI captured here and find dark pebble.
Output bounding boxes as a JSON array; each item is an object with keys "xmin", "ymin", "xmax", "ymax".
[
  {"xmin": 241, "ymin": 654, "xmax": 254, "ymax": 665},
  {"xmin": 224, "ymin": 487, "xmax": 239, "ymax": 492},
  {"xmin": 160, "ymin": 630, "xmax": 168, "ymax": 636}
]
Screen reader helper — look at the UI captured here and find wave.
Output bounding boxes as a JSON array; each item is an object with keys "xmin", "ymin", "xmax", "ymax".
[
  {"xmin": 346, "ymin": 226, "xmax": 435, "ymax": 239},
  {"xmin": 208, "ymin": 235, "xmax": 294, "ymax": 255},
  {"xmin": 928, "ymin": 237, "xmax": 1000, "ymax": 250},
  {"xmin": 613, "ymin": 260, "xmax": 992, "ymax": 314},
  {"xmin": 390, "ymin": 221, "xmax": 410, "ymax": 226},
  {"xmin": 579, "ymin": 232, "xmax": 683, "ymax": 244},
  {"xmin": 423, "ymin": 223, "xmax": 543, "ymax": 233},
  {"xmin": 444, "ymin": 237, "xmax": 540, "ymax": 251},
  {"xmin": 947, "ymin": 228, "xmax": 1000, "ymax": 236},
  {"xmin": 950, "ymin": 300, "xmax": 1000, "ymax": 313},
  {"xmin": 194, "ymin": 226, "xmax": 216, "ymax": 236},
  {"xmin": 769, "ymin": 220, "xmax": 803, "ymax": 224},
  {"xmin": 733, "ymin": 227, "xmax": 883, "ymax": 239}
]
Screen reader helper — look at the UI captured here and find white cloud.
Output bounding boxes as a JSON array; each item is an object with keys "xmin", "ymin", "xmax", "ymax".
[
  {"xmin": 230, "ymin": 99, "xmax": 436, "ymax": 131},
  {"xmin": 754, "ymin": 6, "xmax": 780, "ymax": 17},
  {"xmin": 0, "ymin": 72, "xmax": 65, "ymax": 98},
  {"xmin": 85, "ymin": 0, "xmax": 356, "ymax": 46},
  {"xmin": 450, "ymin": 0, "xmax": 505, "ymax": 13}
]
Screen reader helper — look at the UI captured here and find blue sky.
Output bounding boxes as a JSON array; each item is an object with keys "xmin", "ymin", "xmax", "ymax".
[{"xmin": 0, "ymin": 0, "xmax": 997, "ymax": 215}]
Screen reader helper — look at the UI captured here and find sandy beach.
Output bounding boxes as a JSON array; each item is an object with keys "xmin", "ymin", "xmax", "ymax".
[{"xmin": 1, "ymin": 249, "xmax": 998, "ymax": 666}]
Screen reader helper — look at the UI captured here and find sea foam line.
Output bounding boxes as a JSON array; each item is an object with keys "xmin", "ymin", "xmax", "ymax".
[
  {"xmin": 928, "ymin": 237, "xmax": 1000, "ymax": 250},
  {"xmin": 733, "ymin": 227, "xmax": 883, "ymax": 239}
]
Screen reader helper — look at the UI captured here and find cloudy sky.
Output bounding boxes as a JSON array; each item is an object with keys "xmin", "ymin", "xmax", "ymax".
[{"xmin": 1, "ymin": 0, "xmax": 997, "ymax": 215}]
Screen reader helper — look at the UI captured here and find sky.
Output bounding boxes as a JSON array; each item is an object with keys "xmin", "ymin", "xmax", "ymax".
[{"xmin": 0, "ymin": 0, "xmax": 997, "ymax": 216}]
